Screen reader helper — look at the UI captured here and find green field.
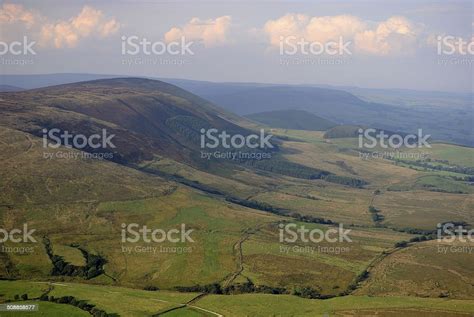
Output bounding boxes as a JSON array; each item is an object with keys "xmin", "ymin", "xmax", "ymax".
[{"xmin": 2, "ymin": 280, "xmax": 474, "ymax": 317}]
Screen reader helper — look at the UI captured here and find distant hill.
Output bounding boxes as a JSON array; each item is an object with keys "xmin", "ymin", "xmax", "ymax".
[
  {"xmin": 0, "ymin": 77, "xmax": 367, "ymax": 186},
  {"xmin": 0, "ymin": 84, "xmax": 24, "ymax": 92},
  {"xmin": 0, "ymin": 78, "xmax": 257, "ymax": 166},
  {"xmin": 0, "ymin": 73, "xmax": 119, "ymax": 89},
  {"xmin": 166, "ymin": 79, "xmax": 473, "ymax": 147},
  {"xmin": 246, "ymin": 110, "xmax": 336, "ymax": 131},
  {"xmin": 1, "ymin": 74, "xmax": 472, "ymax": 146},
  {"xmin": 324, "ymin": 125, "xmax": 365, "ymax": 139}
]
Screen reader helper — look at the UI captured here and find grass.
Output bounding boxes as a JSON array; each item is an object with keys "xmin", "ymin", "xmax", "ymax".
[
  {"xmin": 239, "ymin": 222, "xmax": 413, "ymax": 295},
  {"xmin": 0, "ymin": 280, "xmax": 199, "ymax": 317},
  {"xmin": 3, "ymin": 281, "xmax": 474, "ymax": 317},
  {"xmin": 160, "ymin": 307, "xmax": 215, "ymax": 316},
  {"xmin": 387, "ymin": 175, "xmax": 472, "ymax": 194},
  {"xmin": 196, "ymin": 294, "xmax": 474, "ymax": 316},
  {"xmin": 357, "ymin": 240, "xmax": 474, "ymax": 299},
  {"xmin": 0, "ymin": 125, "xmax": 473, "ymax": 313}
]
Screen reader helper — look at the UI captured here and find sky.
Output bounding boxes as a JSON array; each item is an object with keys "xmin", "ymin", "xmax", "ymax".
[{"xmin": 0, "ymin": 0, "xmax": 473, "ymax": 92}]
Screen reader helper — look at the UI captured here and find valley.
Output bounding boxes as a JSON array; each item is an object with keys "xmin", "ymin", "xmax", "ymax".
[{"xmin": 0, "ymin": 78, "xmax": 472, "ymax": 316}]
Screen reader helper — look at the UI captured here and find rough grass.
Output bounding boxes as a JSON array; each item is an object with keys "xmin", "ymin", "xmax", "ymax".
[{"xmin": 196, "ymin": 294, "xmax": 474, "ymax": 317}]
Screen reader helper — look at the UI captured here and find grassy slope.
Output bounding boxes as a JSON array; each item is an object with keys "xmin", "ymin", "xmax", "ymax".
[
  {"xmin": 356, "ymin": 240, "xmax": 474, "ymax": 299},
  {"xmin": 0, "ymin": 281, "xmax": 197, "ymax": 317},
  {"xmin": 196, "ymin": 294, "xmax": 474, "ymax": 317},
  {"xmin": 1, "ymin": 101, "xmax": 473, "ymax": 314},
  {"xmin": 272, "ymin": 129, "xmax": 474, "ymax": 229},
  {"xmin": 3, "ymin": 125, "xmax": 471, "ymax": 294},
  {"xmin": 2, "ymin": 281, "xmax": 474, "ymax": 317}
]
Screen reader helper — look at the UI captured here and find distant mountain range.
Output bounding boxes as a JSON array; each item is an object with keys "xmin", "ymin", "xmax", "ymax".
[
  {"xmin": 1, "ymin": 73, "xmax": 472, "ymax": 146},
  {"xmin": 2, "ymin": 77, "xmax": 364, "ymax": 185},
  {"xmin": 0, "ymin": 84, "xmax": 24, "ymax": 92}
]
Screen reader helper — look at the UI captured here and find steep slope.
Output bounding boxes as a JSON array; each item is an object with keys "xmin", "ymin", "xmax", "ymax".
[{"xmin": 0, "ymin": 78, "xmax": 269, "ymax": 165}]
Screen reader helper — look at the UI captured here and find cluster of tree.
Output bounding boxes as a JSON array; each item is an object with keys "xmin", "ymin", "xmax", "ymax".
[
  {"xmin": 342, "ymin": 270, "xmax": 370, "ymax": 295},
  {"xmin": 163, "ymin": 173, "xmax": 225, "ymax": 196},
  {"xmin": 452, "ymin": 175, "xmax": 474, "ymax": 182},
  {"xmin": 225, "ymin": 196, "xmax": 336, "ymax": 226},
  {"xmin": 391, "ymin": 227, "xmax": 434, "ymax": 235},
  {"xmin": 391, "ymin": 221, "xmax": 472, "ymax": 247},
  {"xmin": 38, "ymin": 294, "xmax": 117, "ymax": 317},
  {"xmin": 394, "ymin": 241, "xmax": 408, "ymax": 248},
  {"xmin": 395, "ymin": 234, "xmax": 438, "ymax": 248},
  {"xmin": 175, "ymin": 282, "xmax": 287, "ymax": 296},
  {"xmin": 226, "ymin": 196, "xmax": 332, "ymax": 226},
  {"xmin": 322, "ymin": 175, "xmax": 368, "ymax": 188},
  {"xmin": 247, "ymin": 159, "xmax": 330, "ymax": 180},
  {"xmin": 287, "ymin": 213, "xmax": 336, "ymax": 225},
  {"xmin": 291, "ymin": 287, "xmax": 323, "ymax": 299},
  {"xmin": 176, "ymin": 282, "xmax": 332, "ymax": 299},
  {"xmin": 43, "ymin": 237, "xmax": 106, "ymax": 279},
  {"xmin": 393, "ymin": 221, "xmax": 470, "ymax": 236},
  {"xmin": 12, "ymin": 294, "xmax": 29, "ymax": 301},
  {"xmin": 223, "ymin": 282, "xmax": 287, "ymax": 295},
  {"xmin": 225, "ymin": 197, "xmax": 288, "ymax": 215},
  {"xmin": 368, "ymin": 206, "xmax": 384, "ymax": 225},
  {"xmin": 175, "ymin": 283, "xmax": 223, "ymax": 294},
  {"xmin": 396, "ymin": 159, "xmax": 474, "ymax": 176}
]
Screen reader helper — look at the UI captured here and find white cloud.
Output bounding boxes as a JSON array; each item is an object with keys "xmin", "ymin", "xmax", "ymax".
[
  {"xmin": 263, "ymin": 13, "xmax": 310, "ymax": 46},
  {"xmin": 355, "ymin": 16, "xmax": 417, "ymax": 55},
  {"xmin": 263, "ymin": 13, "xmax": 419, "ymax": 56},
  {"xmin": 0, "ymin": 3, "xmax": 120, "ymax": 49},
  {"xmin": 40, "ymin": 6, "xmax": 121, "ymax": 48},
  {"xmin": 165, "ymin": 16, "xmax": 231, "ymax": 47},
  {"xmin": 0, "ymin": 3, "xmax": 37, "ymax": 28},
  {"xmin": 99, "ymin": 19, "xmax": 120, "ymax": 38}
]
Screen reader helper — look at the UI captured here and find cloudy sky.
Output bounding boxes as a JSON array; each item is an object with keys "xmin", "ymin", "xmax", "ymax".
[{"xmin": 0, "ymin": 0, "xmax": 472, "ymax": 92}]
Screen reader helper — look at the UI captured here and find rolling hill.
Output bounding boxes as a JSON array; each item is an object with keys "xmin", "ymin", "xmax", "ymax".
[
  {"xmin": 0, "ymin": 77, "xmax": 473, "ymax": 317},
  {"xmin": 165, "ymin": 79, "xmax": 474, "ymax": 147},
  {"xmin": 1, "ymin": 74, "xmax": 471, "ymax": 146},
  {"xmin": 0, "ymin": 78, "xmax": 267, "ymax": 166}
]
